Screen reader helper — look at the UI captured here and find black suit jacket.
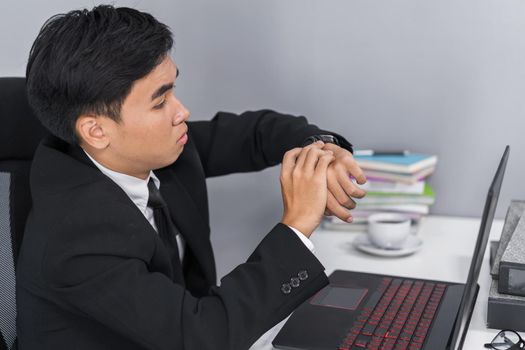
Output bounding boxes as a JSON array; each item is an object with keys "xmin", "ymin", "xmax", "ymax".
[{"xmin": 16, "ymin": 110, "xmax": 351, "ymax": 350}]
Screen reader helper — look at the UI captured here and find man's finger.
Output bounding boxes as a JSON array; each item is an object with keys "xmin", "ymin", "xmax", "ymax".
[
  {"xmin": 337, "ymin": 173, "xmax": 367, "ymax": 199},
  {"xmin": 327, "ymin": 172, "xmax": 354, "ymax": 206},
  {"xmin": 293, "ymin": 147, "xmax": 311, "ymax": 172},
  {"xmin": 305, "ymin": 149, "xmax": 333, "ymax": 174},
  {"xmin": 314, "ymin": 153, "xmax": 335, "ymax": 177},
  {"xmin": 346, "ymin": 157, "xmax": 367, "ymax": 185},
  {"xmin": 281, "ymin": 148, "xmax": 302, "ymax": 178},
  {"xmin": 303, "ymin": 148, "xmax": 323, "ymax": 173},
  {"xmin": 326, "ymin": 191, "xmax": 353, "ymax": 223},
  {"xmin": 343, "ymin": 197, "xmax": 357, "ymax": 210},
  {"xmin": 294, "ymin": 141, "xmax": 324, "ymax": 172}
]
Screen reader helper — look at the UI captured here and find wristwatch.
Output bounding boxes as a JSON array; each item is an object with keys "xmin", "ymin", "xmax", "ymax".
[{"xmin": 302, "ymin": 134, "xmax": 340, "ymax": 147}]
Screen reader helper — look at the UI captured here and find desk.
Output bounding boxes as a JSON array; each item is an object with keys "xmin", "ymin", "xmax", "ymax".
[{"xmin": 250, "ymin": 215, "xmax": 524, "ymax": 350}]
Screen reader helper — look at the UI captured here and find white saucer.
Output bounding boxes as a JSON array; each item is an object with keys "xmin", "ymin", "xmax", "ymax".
[{"xmin": 353, "ymin": 233, "xmax": 423, "ymax": 257}]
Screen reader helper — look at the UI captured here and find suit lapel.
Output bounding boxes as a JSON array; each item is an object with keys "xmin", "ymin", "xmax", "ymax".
[
  {"xmin": 155, "ymin": 167, "xmax": 215, "ymax": 284},
  {"xmin": 122, "ymin": 195, "xmax": 186, "ymax": 283}
]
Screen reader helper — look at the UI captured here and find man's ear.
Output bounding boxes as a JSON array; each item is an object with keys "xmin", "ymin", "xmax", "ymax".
[{"xmin": 75, "ymin": 115, "xmax": 110, "ymax": 150}]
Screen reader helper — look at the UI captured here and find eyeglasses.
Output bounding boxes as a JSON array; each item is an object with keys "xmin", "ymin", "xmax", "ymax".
[{"xmin": 485, "ymin": 330, "xmax": 525, "ymax": 350}]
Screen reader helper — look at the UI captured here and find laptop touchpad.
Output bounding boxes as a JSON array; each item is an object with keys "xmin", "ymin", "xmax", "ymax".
[{"xmin": 310, "ymin": 286, "xmax": 368, "ymax": 311}]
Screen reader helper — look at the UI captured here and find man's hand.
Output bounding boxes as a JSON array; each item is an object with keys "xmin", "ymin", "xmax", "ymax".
[
  {"xmin": 322, "ymin": 143, "xmax": 367, "ymax": 223},
  {"xmin": 280, "ymin": 142, "xmax": 335, "ymax": 238}
]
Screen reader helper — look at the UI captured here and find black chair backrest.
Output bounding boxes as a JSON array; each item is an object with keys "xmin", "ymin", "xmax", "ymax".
[{"xmin": 0, "ymin": 77, "xmax": 49, "ymax": 350}]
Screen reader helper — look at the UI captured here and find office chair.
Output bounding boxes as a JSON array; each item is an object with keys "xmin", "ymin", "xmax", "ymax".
[{"xmin": 0, "ymin": 77, "xmax": 48, "ymax": 350}]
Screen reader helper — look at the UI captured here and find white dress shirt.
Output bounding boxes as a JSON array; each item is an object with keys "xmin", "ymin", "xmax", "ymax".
[{"xmin": 83, "ymin": 150, "xmax": 314, "ymax": 261}]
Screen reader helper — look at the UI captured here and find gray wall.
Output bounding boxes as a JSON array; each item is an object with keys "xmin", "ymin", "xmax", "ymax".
[{"xmin": 2, "ymin": 0, "xmax": 524, "ymax": 276}]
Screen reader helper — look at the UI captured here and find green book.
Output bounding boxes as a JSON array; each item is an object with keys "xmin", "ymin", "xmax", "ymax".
[{"xmin": 357, "ymin": 184, "xmax": 435, "ymax": 205}]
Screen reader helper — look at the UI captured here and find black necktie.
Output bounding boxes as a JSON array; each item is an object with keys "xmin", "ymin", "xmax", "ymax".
[{"xmin": 147, "ymin": 179, "xmax": 182, "ymax": 273}]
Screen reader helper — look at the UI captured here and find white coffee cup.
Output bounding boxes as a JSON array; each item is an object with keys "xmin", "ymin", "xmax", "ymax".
[{"xmin": 367, "ymin": 213, "xmax": 411, "ymax": 250}]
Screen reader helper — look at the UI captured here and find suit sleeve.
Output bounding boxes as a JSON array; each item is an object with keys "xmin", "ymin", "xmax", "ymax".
[
  {"xmin": 43, "ymin": 209, "xmax": 329, "ymax": 350},
  {"xmin": 188, "ymin": 109, "xmax": 352, "ymax": 177}
]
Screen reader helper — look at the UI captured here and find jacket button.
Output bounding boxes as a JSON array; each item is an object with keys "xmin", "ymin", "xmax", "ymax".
[
  {"xmin": 298, "ymin": 270, "xmax": 308, "ymax": 281},
  {"xmin": 290, "ymin": 277, "xmax": 300, "ymax": 288},
  {"xmin": 281, "ymin": 283, "xmax": 292, "ymax": 294}
]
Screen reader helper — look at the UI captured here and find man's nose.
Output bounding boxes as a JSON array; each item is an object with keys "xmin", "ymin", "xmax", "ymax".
[
  {"xmin": 179, "ymin": 104, "xmax": 190, "ymax": 122},
  {"xmin": 173, "ymin": 99, "xmax": 190, "ymax": 124}
]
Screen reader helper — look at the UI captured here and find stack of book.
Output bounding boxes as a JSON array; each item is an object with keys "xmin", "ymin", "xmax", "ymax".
[{"xmin": 323, "ymin": 152, "xmax": 437, "ymax": 231}]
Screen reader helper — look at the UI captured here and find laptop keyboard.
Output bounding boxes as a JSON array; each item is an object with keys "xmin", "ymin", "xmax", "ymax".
[{"xmin": 338, "ymin": 277, "xmax": 447, "ymax": 350}]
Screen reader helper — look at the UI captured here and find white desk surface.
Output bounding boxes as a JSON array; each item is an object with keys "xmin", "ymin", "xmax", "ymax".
[{"xmin": 250, "ymin": 215, "xmax": 524, "ymax": 350}]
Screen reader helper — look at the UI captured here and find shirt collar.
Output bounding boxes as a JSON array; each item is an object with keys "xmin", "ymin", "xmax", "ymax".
[{"xmin": 82, "ymin": 150, "xmax": 160, "ymax": 211}]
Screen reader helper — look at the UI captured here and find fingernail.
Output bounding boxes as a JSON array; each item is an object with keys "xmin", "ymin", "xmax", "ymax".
[
  {"xmin": 346, "ymin": 217, "xmax": 353, "ymax": 223},
  {"xmin": 316, "ymin": 140, "xmax": 324, "ymax": 145}
]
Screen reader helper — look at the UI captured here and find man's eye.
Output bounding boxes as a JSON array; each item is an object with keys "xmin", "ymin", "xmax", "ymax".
[
  {"xmin": 153, "ymin": 86, "xmax": 175, "ymax": 110},
  {"xmin": 153, "ymin": 98, "xmax": 166, "ymax": 110}
]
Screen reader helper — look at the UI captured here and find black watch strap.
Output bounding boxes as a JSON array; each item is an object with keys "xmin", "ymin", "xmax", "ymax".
[{"xmin": 302, "ymin": 134, "xmax": 340, "ymax": 147}]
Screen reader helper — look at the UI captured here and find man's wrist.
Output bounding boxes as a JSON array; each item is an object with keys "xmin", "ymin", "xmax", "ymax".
[
  {"xmin": 281, "ymin": 218, "xmax": 314, "ymax": 238},
  {"xmin": 301, "ymin": 133, "xmax": 354, "ymax": 154}
]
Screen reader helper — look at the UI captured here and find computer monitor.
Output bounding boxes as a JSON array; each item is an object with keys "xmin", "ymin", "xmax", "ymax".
[{"xmin": 449, "ymin": 146, "xmax": 509, "ymax": 349}]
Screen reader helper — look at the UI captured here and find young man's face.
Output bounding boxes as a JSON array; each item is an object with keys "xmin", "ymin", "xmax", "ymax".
[{"xmin": 102, "ymin": 56, "xmax": 190, "ymax": 175}]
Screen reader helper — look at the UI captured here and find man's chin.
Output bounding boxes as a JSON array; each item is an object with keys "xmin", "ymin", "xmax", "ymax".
[{"xmin": 154, "ymin": 149, "xmax": 184, "ymax": 170}]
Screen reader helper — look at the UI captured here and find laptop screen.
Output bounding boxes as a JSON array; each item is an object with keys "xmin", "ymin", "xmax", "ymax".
[{"xmin": 449, "ymin": 146, "xmax": 509, "ymax": 350}]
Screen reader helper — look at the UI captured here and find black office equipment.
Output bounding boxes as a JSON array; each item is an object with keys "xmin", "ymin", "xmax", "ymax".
[
  {"xmin": 273, "ymin": 146, "xmax": 509, "ymax": 350},
  {"xmin": 487, "ymin": 200, "xmax": 525, "ymax": 332},
  {"xmin": 497, "ymin": 214, "xmax": 525, "ymax": 297},
  {"xmin": 490, "ymin": 200, "xmax": 525, "ymax": 277},
  {"xmin": 487, "ymin": 279, "xmax": 525, "ymax": 332}
]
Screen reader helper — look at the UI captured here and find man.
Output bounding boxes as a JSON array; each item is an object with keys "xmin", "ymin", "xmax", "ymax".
[{"xmin": 16, "ymin": 5, "xmax": 366, "ymax": 350}]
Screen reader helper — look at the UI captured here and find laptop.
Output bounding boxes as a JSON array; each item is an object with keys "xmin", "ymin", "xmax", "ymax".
[{"xmin": 273, "ymin": 146, "xmax": 510, "ymax": 350}]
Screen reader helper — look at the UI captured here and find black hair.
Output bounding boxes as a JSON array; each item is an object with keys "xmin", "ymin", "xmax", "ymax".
[{"xmin": 26, "ymin": 5, "xmax": 173, "ymax": 144}]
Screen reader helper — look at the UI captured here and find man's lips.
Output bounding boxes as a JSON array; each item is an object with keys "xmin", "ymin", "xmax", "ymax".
[
  {"xmin": 177, "ymin": 132, "xmax": 188, "ymax": 145},
  {"xmin": 175, "ymin": 123, "xmax": 188, "ymax": 145}
]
